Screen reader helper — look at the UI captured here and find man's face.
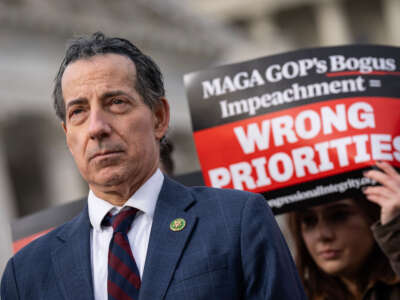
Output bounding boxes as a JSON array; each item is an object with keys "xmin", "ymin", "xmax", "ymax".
[{"xmin": 61, "ymin": 54, "xmax": 169, "ymax": 196}]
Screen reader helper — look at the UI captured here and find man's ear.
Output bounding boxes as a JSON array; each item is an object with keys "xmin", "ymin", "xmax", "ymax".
[
  {"xmin": 61, "ymin": 121, "xmax": 74, "ymax": 155},
  {"xmin": 62, "ymin": 121, "xmax": 67, "ymax": 134},
  {"xmin": 153, "ymin": 98, "xmax": 170, "ymax": 140}
]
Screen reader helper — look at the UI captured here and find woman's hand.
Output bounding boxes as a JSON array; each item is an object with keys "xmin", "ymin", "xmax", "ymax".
[{"xmin": 363, "ymin": 161, "xmax": 400, "ymax": 225}]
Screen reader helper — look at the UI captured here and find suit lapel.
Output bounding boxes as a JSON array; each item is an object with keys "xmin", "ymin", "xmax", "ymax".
[
  {"xmin": 51, "ymin": 205, "xmax": 95, "ymax": 300},
  {"xmin": 140, "ymin": 177, "xmax": 197, "ymax": 300}
]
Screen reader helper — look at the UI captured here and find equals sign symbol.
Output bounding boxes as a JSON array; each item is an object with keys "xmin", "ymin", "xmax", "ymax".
[{"xmin": 369, "ymin": 79, "xmax": 381, "ymax": 87}]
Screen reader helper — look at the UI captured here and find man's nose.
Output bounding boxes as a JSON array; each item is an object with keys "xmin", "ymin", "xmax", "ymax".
[{"xmin": 88, "ymin": 109, "xmax": 111, "ymax": 140}]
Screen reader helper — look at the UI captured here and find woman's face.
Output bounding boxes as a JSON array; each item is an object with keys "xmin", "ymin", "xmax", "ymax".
[{"xmin": 300, "ymin": 198, "xmax": 375, "ymax": 278}]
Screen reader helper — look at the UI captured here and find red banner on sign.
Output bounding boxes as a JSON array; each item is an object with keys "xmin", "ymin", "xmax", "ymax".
[{"xmin": 194, "ymin": 97, "xmax": 400, "ymax": 193}]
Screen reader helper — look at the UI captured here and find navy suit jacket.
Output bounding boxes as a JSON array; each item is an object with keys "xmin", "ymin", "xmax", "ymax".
[{"xmin": 1, "ymin": 176, "xmax": 306, "ymax": 299}]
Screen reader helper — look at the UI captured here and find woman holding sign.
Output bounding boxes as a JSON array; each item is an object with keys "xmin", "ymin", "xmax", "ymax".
[{"xmin": 287, "ymin": 161, "xmax": 400, "ymax": 299}]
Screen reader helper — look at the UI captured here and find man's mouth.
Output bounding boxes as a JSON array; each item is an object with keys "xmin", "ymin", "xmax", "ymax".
[{"xmin": 90, "ymin": 150, "xmax": 124, "ymax": 161}]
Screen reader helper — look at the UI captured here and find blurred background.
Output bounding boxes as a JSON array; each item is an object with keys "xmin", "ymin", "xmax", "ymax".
[{"xmin": 0, "ymin": 0, "xmax": 399, "ymax": 273}]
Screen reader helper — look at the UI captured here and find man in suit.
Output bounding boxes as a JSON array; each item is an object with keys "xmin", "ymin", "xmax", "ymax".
[{"xmin": 1, "ymin": 32, "xmax": 306, "ymax": 299}]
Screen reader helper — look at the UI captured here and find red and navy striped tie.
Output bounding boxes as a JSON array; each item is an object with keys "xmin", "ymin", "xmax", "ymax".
[{"xmin": 103, "ymin": 207, "xmax": 141, "ymax": 300}]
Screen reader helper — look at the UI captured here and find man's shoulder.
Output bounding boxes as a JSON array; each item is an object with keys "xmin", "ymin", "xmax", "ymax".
[
  {"xmin": 189, "ymin": 184, "xmax": 261, "ymax": 201},
  {"xmin": 168, "ymin": 175, "xmax": 260, "ymax": 198},
  {"xmin": 167, "ymin": 176, "xmax": 267, "ymax": 211}
]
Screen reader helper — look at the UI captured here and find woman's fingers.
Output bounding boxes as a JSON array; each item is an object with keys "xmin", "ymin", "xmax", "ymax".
[
  {"xmin": 364, "ymin": 193, "xmax": 385, "ymax": 206},
  {"xmin": 363, "ymin": 161, "xmax": 400, "ymax": 224},
  {"xmin": 363, "ymin": 185, "xmax": 393, "ymax": 200},
  {"xmin": 376, "ymin": 161, "xmax": 400, "ymax": 179},
  {"xmin": 364, "ymin": 169, "xmax": 399, "ymax": 193}
]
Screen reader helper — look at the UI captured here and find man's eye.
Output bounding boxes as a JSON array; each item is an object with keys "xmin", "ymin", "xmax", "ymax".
[
  {"xmin": 111, "ymin": 98, "xmax": 125, "ymax": 105},
  {"xmin": 71, "ymin": 109, "xmax": 83, "ymax": 115},
  {"xmin": 68, "ymin": 108, "xmax": 87, "ymax": 123},
  {"xmin": 109, "ymin": 98, "xmax": 130, "ymax": 113},
  {"xmin": 69, "ymin": 108, "xmax": 84, "ymax": 118}
]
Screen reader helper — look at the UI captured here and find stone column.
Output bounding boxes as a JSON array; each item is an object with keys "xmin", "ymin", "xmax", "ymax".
[
  {"xmin": 44, "ymin": 137, "xmax": 87, "ymax": 206},
  {"xmin": 382, "ymin": 0, "xmax": 400, "ymax": 45},
  {"xmin": 233, "ymin": 16, "xmax": 292, "ymax": 59},
  {"xmin": 315, "ymin": 0, "xmax": 352, "ymax": 46},
  {"xmin": 249, "ymin": 17, "xmax": 279, "ymax": 42},
  {"xmin": 0, "ymin": 132, "xmax": 16, "ymax": 273}
]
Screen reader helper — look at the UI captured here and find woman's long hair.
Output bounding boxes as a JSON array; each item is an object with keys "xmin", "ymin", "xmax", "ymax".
[{"xmin": 287, "ymin": 193, "xmax": 396, "ymax": 300}]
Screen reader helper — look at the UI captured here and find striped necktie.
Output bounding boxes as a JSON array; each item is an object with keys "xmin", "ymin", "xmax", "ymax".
[{"xmin": 102, "ymin": 207, "xmax": 141, "ymax": 300}]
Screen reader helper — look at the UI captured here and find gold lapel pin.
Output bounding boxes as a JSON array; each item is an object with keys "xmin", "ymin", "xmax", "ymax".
[{"xmin": 170, "ymin": 218, "xmax": 186, "ymax": 232}]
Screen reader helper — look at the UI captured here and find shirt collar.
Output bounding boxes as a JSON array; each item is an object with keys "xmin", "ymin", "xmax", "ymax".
[{"xmin": 88, "ymin": 169, "xmax": 164, "ymax": 232}]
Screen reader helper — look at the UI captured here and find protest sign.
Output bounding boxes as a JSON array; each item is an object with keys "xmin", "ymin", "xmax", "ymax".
[{"xmin": 184, "ymin": 45, "xmax": 400, "ymax": 214}]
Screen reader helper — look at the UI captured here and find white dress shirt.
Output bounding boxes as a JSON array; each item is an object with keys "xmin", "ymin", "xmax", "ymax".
[{"xmin": 88, "ymin": 169, "xmax": 164, "ymax": 300}]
